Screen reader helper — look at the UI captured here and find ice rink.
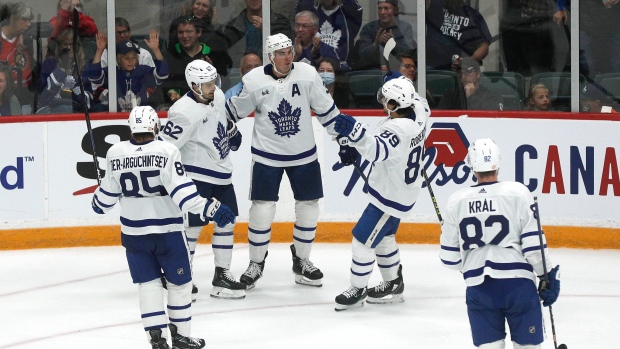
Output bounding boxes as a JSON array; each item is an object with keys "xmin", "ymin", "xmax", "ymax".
[{"xmin": 1, "ymin": 243, "xmax": 618, "ymax": 348}]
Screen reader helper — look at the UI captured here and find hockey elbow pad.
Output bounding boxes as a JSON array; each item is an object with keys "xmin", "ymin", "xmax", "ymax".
[{"xmin": 538, "ymin": 265, "xmax": 561, "ymax": 307}]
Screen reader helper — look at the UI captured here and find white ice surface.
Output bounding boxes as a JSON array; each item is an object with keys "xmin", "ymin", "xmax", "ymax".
[{"xmin": 1, "ymin": 244, "xmax": 618, "ymax": 348}]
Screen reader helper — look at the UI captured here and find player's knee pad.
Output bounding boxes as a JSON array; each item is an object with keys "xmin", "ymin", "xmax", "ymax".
[
  {"xmin": 249, "ymin": 200, "xmax": 276, "ymax": 230},
  {"xmin": 512, "ymin": 343, "xmax": 540, "ymax": 349},
  {"xmin": 294, "ymin": 199, "xmax": 319, "ymax": 227},
  {"xmin": 478, "ymin": 339, "xmax": 506, "ymax": 349}
]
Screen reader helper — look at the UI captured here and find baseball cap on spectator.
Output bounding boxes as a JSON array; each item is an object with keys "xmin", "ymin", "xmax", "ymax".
[
  {"xmin": 460, "ymin": 57, "xmax": 481, "ymax": 73},
  {"xmin": 116, "ymin": 40, "xmax": 140, "ymax": 55},
  {"xmin": 378, "ymin": 0, "xmax": 398, "ymax": 6},
  {"xmin": 580, "ymin": 82, "xmax": 609, "ymax": 101}
]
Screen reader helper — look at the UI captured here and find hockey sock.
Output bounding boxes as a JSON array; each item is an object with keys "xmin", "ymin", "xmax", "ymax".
[
  {"xmin": 292, "ymin": 200, "xmax": 319, "ymax": 259},
  {"xmin": 375, "ymin": 235, "xmax": 400, "ymax": 281},
  {"xmin": 167, "ymin": 281, "xmax": 193, "ymax": 337},
  {"xmin": 139, "ymin": 279, "xmax": 168, "ymax": 342},
  {"xmin": 213, "ymin": 222, "xmax": 234, "ymax": 269},
  {"xmin": 512, "ymin": 343, "xmax": 540, "ymax": 349},
  {"xmin": 185, "ymin": 226, "xmax": 202, "ymax": 265},
  {"xmin": 248, "ymin": 200, "xmax": 276, "ymax": 262},
  {"xmin": 350, "ymin": 237, "xmax": 375, "ymax": 288},
  {"xmin": 478, "ymin": 340, "xmax": 506, "ymax": 349}
]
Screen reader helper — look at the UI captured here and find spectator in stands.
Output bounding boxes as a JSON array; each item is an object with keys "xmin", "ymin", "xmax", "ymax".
[
  {"xmin": 168, "ymin": 0, "xmax": 229, "ymax": 56},
  {"xmin": 317, "ymin": 56, "xmax": 349, "ymax": 108},
  {"xmin": 293, "ymin": 11, "xmax": 338, "ymax": 67},
  {"xmin": 438, "ymin": 57, "xmax": 504, "ymax": 110},
  {"xmin": 426, "ymin": 0, "xmax": 491, "ymax": 71},
  {"xmin": 296, "ymin": 0, "xmax": 363, "ymax": 72},
  {"xmin": 85, "ymin": 33, "xmax": 168, "ymax": 112},
  {"xmin": 0, "ymin": 2, "xmax": 34, "ymax": 113},
  {"xmin": 163, "ymin": 16, "xmax": 229, "ymax": 103},
  {"xmin": 383, "ymin": 51, "xmax": 436, "ymax": 108},
  {"xmin": 49, "ymin": 0, "xmax": 97, "ymax": 42},
  {"xmin": 36, "ymin": 29, "xmax": 92, "ymax": 114},
  {"xmin": 525, "ymin": 83, "xmax": 552, "ymax": 111},
  {"xmin": 167, "ymin": 88, "xmax": 181, "ymax": 103},
  {"xmin": 356, "ymin": 0, "xmax": 414, "ymax": 71},
  {"xmin": 221, "ymin": 0, "xmax": 292, "ymax": 66},
  {"xmin": 579, "ymin": 81, "xmax": 620, "ymax": 114},
  {"xmin": 224, "ymin": 52, "xmax": 261, "ymax": 100},
  {"xmin": 0, "ymin": 65, "xmax": 21, "ymax": 115},
  {"xmin": 100, "ymin": 17, "xmax": 154, "ymax": 68}
]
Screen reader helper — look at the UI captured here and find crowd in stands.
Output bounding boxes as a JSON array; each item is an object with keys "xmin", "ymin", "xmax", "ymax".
[{"xmin": 0, "ymin": 0, "xmax": 619, "ymax": 116}]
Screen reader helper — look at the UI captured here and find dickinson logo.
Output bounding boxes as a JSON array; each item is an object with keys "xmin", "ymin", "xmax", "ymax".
[{"xmin": 1, "ymin": 157, "xmax": 28, "ymax": 190}]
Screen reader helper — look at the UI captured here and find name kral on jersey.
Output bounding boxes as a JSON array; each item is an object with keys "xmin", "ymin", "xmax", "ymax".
[
  {"xmin": 468, "ymin": 199, "xmax": 496, "ymax": 214},
  {"xmin": 111, "ymin": 155, "xmax": 168, "ymax": 171}
]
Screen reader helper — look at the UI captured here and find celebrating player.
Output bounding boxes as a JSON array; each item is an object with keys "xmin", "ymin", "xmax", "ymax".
[
  {"xmin": 225, "ymin": 33, "xmax": 343, "ymax": 289},
  {"xmin": 439, "ymin": 138, "xmax": 561, "ymax": 349},
  {"xmin": 159, "ymin": 60, "xmax": 246, "ymax": 300},
  {"xmin": 332, "ymin": 76, "xmax": 430, "ymax": 310},
  {"xmin": 91, "ymin": 106, "xmax": 235, "ymax": 348}
]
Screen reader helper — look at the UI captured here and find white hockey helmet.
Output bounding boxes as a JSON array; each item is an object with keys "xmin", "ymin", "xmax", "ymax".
[
  {"xmin": 128, "ymin": 106, "xmax": 160, "ymax": 136},
  {"xmin": 377, "ymin": 76, "xmax": 416, "ymax": 111},
  {"xmin": 185, "ymin": 59, "xmax": 221, "ymax": 96},
  {"xmin": 467, "ymin": 138, "xmax": 501, "ymax": 172},
  {"xmin": 265, "ymin": 33, "xmax": 293, "ymax": 60}
]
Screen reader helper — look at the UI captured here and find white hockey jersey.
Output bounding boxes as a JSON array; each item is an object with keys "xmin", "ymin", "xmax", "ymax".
[
  {"xmin": 225, "ymin": 62, "xmax": 341, "ymax": 167},
  {"xmin": 92, "ymin": 139, "xmax": 209, "ymax": 236},
  {"xmin": 160, "ymin": 89, "xmax": 233, "ymax": 185},
  {"xmin": 346, "ymin": 95, "xmax": 430, "ymax": 219},
  {"xmin": 439, "ymin": 181, "xmax": 553, "ymax": 287}
]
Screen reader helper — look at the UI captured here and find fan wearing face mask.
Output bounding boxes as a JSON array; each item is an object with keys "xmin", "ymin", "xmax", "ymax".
[{"xmin": 317, "ymin": 56, "xmax": 349, "ymax": 108}]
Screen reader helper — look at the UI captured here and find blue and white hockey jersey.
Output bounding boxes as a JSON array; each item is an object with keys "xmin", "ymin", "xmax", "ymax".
[
  {"xmin": 159, "ymin": 89, "xmax": 233, "ymax": 185},
  {"xmin": 346, "ymin": 95, "xmax": 430, "ymax": 219},
  {"xmin": 439, "ymin": 181, "xmax": 553, "ymax": 287},
  {"xmin": 92, "ymin": 139, "xmax": 209, "ymax": 236},
  {"xmin": 225, "ymin": 62, "xmax": 341, "ymax": 167}
]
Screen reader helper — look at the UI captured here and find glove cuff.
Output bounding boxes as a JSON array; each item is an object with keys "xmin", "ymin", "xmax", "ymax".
[{"xmin": 204, "ymin": 198, "xmax": 221, "ymax": 219}]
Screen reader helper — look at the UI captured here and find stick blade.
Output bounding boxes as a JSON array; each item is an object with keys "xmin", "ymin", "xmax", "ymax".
[{"xmin": 383, "ymin": 38, "xmax": 396, "ymax": 61}]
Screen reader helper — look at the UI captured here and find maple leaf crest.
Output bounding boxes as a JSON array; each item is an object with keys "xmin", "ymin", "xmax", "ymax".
[
  {"xmin": 319, "ymin": 21, "xmax": 341, "ymax": 51},
  {"xmin": 118, "ymin": 91, "xmax": 141, "ymax": 112},
  {"xmin": 268, "ymin": 99, "xmax": 301, "ymax": 138},
  {"xmin": 212, "ymin": 121, "xmax": 230, "ymax": 159}
]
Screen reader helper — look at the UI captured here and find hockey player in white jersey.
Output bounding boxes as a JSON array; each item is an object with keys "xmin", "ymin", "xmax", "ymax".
[
  {"xmin": 91, "ymin": 106, "xmax": 235, "ymax": 349},
  {"xmin": 159, "ymin": 60, "xmax": 246, "ymax": 300},
  {"xmin": 440, "ymin": 139, "xmax": 561, "ymax": 349},
  {"xmin": 224, "ymin": 33, "xmax": 345, "ymax": 289},
  {"xmin": 331, "ymin": 76, "xmax": 430, "ymax": 310}
]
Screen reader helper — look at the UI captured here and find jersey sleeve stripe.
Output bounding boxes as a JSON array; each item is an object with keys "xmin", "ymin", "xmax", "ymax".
[
  {"xmin": 99, "ymin": 188, "xmax": 121, "ymax": 197},
  {"xmin": 441, "ymin": 258, "xmax": 462, "ymax": 266},
  {"xmin": 225, "ymin": 102, "xmax": 239, "ymax": 122},
  {"xmin": 521, "ymin": 231, "xmax": 539, "ymax": 239},
  {"xmin": 375, "ymin": 136, "xmax": 389, "ymax": 161},
  {"xmin": 522, "ymin": 245, "xmax": 546, "ymax": 254},
  {"xmin": 315, "ymin": 103, "xmax": 336, "ymax": 117},
  {"xmin": 93, "ymin": 194, "xmax": 115, "ymax": 208},
  {"xmin": 441, "ymin": 245, "xmax": 460, "ymax": 252},
  {"xmin": 251, "ymin": 145, "xmax": 317, "ymax": 161},
  {"xmin": 120, "ymin": 217, "xmax": 184, "ymax": 228},
  {"xmin": 184, "ymin": 165, "xmax": 232, "ymax": 179},
  {"xmin": 178, "ymin": 192, "xmax": 200, "ymax": 210},
  {"xmin": 169, "ymin": 182, "xmax": 194, "ymax": 198}
]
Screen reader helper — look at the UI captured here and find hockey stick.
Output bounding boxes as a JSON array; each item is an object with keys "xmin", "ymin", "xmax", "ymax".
[
  {"xmin": 72, "ymin": 8, "xmax": 101, "ymax": 185},
  {"xmin": 382, "ymin": 37, "xmax": 396, "ymax": 76},
  {"xmin": 422, "ymin": 168, "xmax": 443, "ymax": 225},
  {"xmin": 352, "ymin": 160, "xmax": 368, "ymax": 185},
  {"xmin": 533, "ymin": 197, "xmax": 567, "ymax": 349}
]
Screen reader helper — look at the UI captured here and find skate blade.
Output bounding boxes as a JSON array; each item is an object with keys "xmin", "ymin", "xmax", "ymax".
[
  {"xmin": 366, "ymin": 293, "xmax": 404, "ymax": 304},
  {"xmin": 294, "ymin": 274, "xmax": 322, "ymax": 287},
  {"xmin": 242, "ymin": 282, "xmax": 256, "ymax": 290},
  {"xmin": 335, "ymin": 301, "xmax": 365, "ymax": 311},
  {"xmin": 210, "ymin": 287, "xmax": 246, "ymax": 300}
]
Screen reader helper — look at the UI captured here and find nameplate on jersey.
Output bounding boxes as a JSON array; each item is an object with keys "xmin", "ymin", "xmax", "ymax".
[
  {"xmin": 111, "ymin": 155, "xmax": 168, "ymax": 171},
  {"xmin": 468, "ymin": 198, "xmax": 496, "ymax": 214}
]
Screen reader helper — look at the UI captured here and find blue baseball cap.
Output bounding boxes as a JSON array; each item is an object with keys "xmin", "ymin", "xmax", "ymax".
[{"xmin": 116, "ymin": 40, "xmax": 140, "ymax": 55}]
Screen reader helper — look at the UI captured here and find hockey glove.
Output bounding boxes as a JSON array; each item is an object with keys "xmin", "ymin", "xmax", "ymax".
[
  {"xmin": 337, "ymin": 136, "xmax": 358, "ymax": 166},
  {"xmin": 538, "ymin": 265, "xmax": 561, "ymax": 307},
  {"xmin": 227, "ymin": 120, "xmax": 242, "ymax": 151},
  {"xmin": 203, "ymin": 198, "xmax": 236, "ymax": 228},
  {"xmin": 334, "ymin": 114, "xmax": 362, "ymax": 138},
  {"xmin": 91, "ymin": 198, "xmax": 104, "ymax": 214}
]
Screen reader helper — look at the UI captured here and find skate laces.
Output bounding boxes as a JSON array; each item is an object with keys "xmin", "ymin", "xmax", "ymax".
[
  {"xmin": 222, "ymin": 269, "xmax": 236, "ymax": 282},
  {"xmin": 300, "ymin": 258, "xmax": 318, "ymax": 274},
  {"xmin": 243, "ymin": 261, "xmax": 263, "ymax": 278},
  {"xmin": 342, "ymin": 286, "xmax": 361, "ymax": 298},
  {"xmin": 375, "ymin": 281, "xmax": 391, "ymax": 292}
]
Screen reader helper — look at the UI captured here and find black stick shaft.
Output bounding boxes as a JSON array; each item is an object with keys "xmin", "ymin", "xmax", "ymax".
[
  {"xmin": 423, "ymin": 169, "xmax": 443, "ymax": 225},
  {"xmin": 352, "ymin": 160, "xmax": 368, "ymax": 185},
  {"xmin": 73, "ymin": 9, "xmax": 101, "ymax": 185}
]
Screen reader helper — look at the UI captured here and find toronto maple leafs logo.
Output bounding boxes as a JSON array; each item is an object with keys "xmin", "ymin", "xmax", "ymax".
[
  {"xmin": 319, "ymin": 22, "xmax": 341, "ymax": 51},
  {"xmin": 212, "ymin": 121, "xmax": 230, "ymax": 159},
  {"xmin": 118, "ymin": 91, "xmax": 141, "ymax": 112},
  {"xmin": 268, "ymin": 99, "xmax": 301, "ymax": 138}
]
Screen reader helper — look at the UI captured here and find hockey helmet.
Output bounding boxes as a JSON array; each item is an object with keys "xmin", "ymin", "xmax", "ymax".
[
  {"xmin": 185, "ymin": 59, "xmax": 221, "ymax": 95},
  {"xmin": 128, "ymin": 106, "xmax": 160, "ymax": 136},
  {"xmin": 265, "ymin": 33, "xmax": 293, "ymax": 60},
  {"xmin": 466, "ymin": 138, "xmax": 501, "ymax": 172},
  {"xmin": 377, "ymin": 76, "xmax": 416, "ymax": 111}
]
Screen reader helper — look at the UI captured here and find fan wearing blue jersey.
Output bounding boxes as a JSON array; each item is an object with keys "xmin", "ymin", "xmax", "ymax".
[
  {"xmin": 440, "ymin": 139, "xmax": 561, "ymax": 349},
  {"xmin": 225, "ymin": 33, "xmax": 344, "ymax": 289},
  {"xmin": 159, "ymin": 59, "xmax": 246, "ymax": 301},
  {"xmin": 332, "ymin": 77, "xmax": 430, "ymax": 311},
  {"xmin": 91, "ymin": 106, "xmax": 235, "ymax": 349}
]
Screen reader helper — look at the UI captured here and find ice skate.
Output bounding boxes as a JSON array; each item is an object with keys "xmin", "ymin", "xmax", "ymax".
[
  {"xmin": 335, "ymin": 286, "xmax": 367, "ymax": 311},
  {"xmin": 290, "ymin": 244, "xmax": 323, "ymax": 287},
  {"xmin": 366, "ymin": 264, "xmax": 404, "ymax": 304},
  {"xmin": 149, "ymin": 328, "xmax": 170, "ymax": 349},
  {"xmin": 210, "ymin": 267, "xmax": 246, "ymax": 299},
  {"xmin": 169, "ymin": 323, "xmax": 205, "ymax": 349},
  {"xmin": 239, "ymin": 252, "xmax": 267, "ymax": 290}
]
